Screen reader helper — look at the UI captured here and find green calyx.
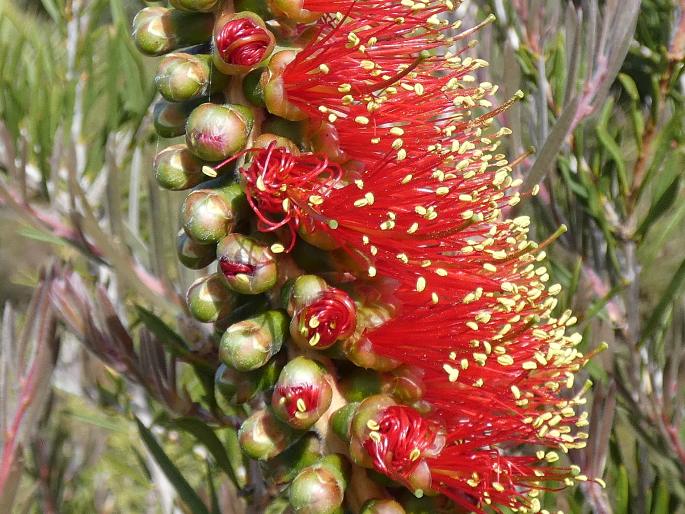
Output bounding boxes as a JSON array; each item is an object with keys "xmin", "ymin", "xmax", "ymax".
[
  {"xmin": 185, "ymin": 103, "xmax": 254, "ymax": 161},
  {"xmin": 217, "ymin": 233, "xmax": 278, "ymax": 295},
  {"xmin": 288, "ymin": 454, "xmax": 349, "ymax": 514},
  {"xmin": 219, "ymin": 309, "xmax": 288, "ymax": 372},
  {"xmin": 238, "ymin": 408, "xmax": 301, "ymax": 461},
  {"xmin": 186, "ymin": 272, "xmax": 238, "ymax": 323},
  {"xmin": 181, "ymin": 183, "xmax": 246, "ymax": 244},
  {"xmin": 272, "ymin": 356, "xmax": 333, "ymax": 430},
  {"xmin": 176, "ymin": 230, "xmax": 216, "ymax": 269},
  {"xmin": 155, "ymin": 144, "xmax": 209, "ymax": 191},
  {"xmin": 360, "ymin": 499, "xmax": 407, "ymax": 514},
  {"xmin": 155, "ymin": 53, "xmax": 227, "ymax": 102},
  {"xmin": 132, "ymin": 7, "xmax": 213, "ymax": 56}
]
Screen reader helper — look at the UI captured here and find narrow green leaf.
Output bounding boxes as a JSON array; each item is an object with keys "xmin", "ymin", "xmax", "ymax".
[
  {"xmin": 641, "ymin": 257, "xmax": 685, "ymax": 346},
  {"xmin": 135, "ymin": 417, "xmax": 211, "ymax": 514},
  {"xmin": 169, "ymin": 418, "xmax": 246, "ymax": 489},
  {"xmin": 521, "ymin": 96, "xmax": 579, "ymax": 194}
]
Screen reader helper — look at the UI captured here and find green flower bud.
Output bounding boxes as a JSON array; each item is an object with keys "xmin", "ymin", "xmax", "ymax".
[
  {"xmin": 342, "ymin": 303, "xmax": 400, "ymax": 371},
  {"xmin": 289, "ymin": 455, "xmax": 349, "ymax": 514},
  {"xmin": 267, "ymin": 0, "xmax": 321, "ymax": 23},
  {"xmin": 253, "ymin": 133, "xmax": 300, "ymax": 154},
  {"xmin": 176, "ymin": 229, "xmax": 216, "ymax": 269},
  {"xmin": 306, "ymin": 121, "xmax": 347, "ymax": 164},
  {"xmin": 262, "ymin": 433, "xmax": 321, "ymax": 488},
  {"xmin": 169, "ymin": 0, "xmax": 220, "ymax": 13},
  {"xmin": 330, "ymin": 402, "xmax": 359, "ymax": 443},
  {"xmin": 265, "ymin": 497, "xmax": 290, "ymax": 514},
  {"xmin": 380, "ymin": 366, "xmax": 425, "ymax": 403},
  {"xmin": 215, "ymin": 356, "xmax": 282, "ymax": 404},
  {"xmin": 181, "ymin": 183, "xmax": 246, "ymax": 244},
  {"xmin": 261, "ymin": 115, "xmax": 305, "ymax": 143},
  {"xmin": 272, "ymin": 356, "xmax": 333, "ymax": 430},
  {"xmin": 360, "ymin": 499, "xmax": 406, "ymax": 514},
  {"xmin": 213, "ymin": 12, "xmax": 276, "ymax": 75},
  {"xmin": 262, "ymin": 50, "xmax": 307, "ymax": 121},
  {"xmin": 398, "ymin": 493, "xmax": 439, "ymax": 514},
  {"xmin": 155, "ymin": 53, "xmax": 227, "ymax": 102},
  {"xmin": 238, "ymin": 408, "xmax": 301, "ymax": 460},
  {"xmin": 219, "ymin": 310, "xmax": 288, "ymax": 371},
  {"xmin": 243, "ymin": 68, "xmax": 266, "ymax": 107},
  {"xmin": 132, "ymin": 7, "xmax": 213, "ymax": 56},
  {"xmin": 286, "ymin": 274, "xmax": 328, "ymax": 315},
  {"xmin": 186, "ymin": 272, "xmax": 238, "ymax": 323},
  {"xmin": 186, "ymin": 103, "xmax": 254, "ymax": 161},
  {"xmin": 155, "ymin": 144, "xmax": 209, "ymax": 191},
  {"xmin": 153, "ymin": 97, "xmax": 205, "ymax": 138},
  {"xmin": 290, "ymin": 286, "xmax": 356, "ymax": 351},
  {"xmin": 213, "ymin": 294, "xmax": 271, "ymax": 333},
  {"xmin": 340, "ymin": 368, "xmax": 381, "ymax": 402},
  {"xmin": 234, "ymin": 0, "xmax": 273, "ymax": 19},
  {"xmin": 217, "ymin": 233, "xmax": 278, "ymax": 294}
]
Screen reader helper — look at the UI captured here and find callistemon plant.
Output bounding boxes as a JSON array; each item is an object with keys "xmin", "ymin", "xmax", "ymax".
[{"xmin": 132, "ymin": 1, "xmax": 604, "ymax": 512}]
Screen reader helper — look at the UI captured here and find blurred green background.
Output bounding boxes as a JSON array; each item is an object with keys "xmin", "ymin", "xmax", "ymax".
[{"xmin": 1, "ymin": 0, "xmax": 684, "ymax": 512}]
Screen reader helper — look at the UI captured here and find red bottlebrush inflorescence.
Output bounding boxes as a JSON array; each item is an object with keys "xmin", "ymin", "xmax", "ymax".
[{"xmin": 211, "ymin": 0, "xmax": 599, "ymax": 511}]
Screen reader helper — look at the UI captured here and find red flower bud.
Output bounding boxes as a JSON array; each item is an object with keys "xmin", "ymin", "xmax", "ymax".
[
  {"xmin": 213, "ymin": 13, "xmax": 275, "ymax": 74},
  {"xmin": 290, "ymin": 288, "xmax": 356, "ymax": 350}
]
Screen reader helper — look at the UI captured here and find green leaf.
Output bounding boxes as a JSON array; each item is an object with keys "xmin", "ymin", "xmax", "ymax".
[
  {"xmin": 615, "ymin": 465, "xmax": 630, "ymax": 514},
  {"xmin": 135, "ymin": 417, "xmax": 211, "ymax": 514},
  {"xmin": 641, "ymin": 257, "xmax": 685, "ymax": 346},
  {"xmin": 168, "ymin": 418, "xmax": 247, "ymax": 489}
]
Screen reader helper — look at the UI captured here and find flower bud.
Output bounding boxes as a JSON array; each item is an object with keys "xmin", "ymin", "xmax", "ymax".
[
  {"xmin": 340, "ymin": 368, "xmax": 381, "ymax": 402},
  {"xmin": 219, "ymin": 310, "xmax": 288, "ymax": 371},
  {"xmin": 297, "ymin": 218, "xmax": 341, "ymax": 251},
  {"xmin": 153, "ymin": 98, "xmax": 206, "ymax": 138},
  {"xmin": 169, "ymin": 0, "xmax": 219, "ymax": 13},
  {"xmin": 186, "ymin": 103, "xmax": 254, "ymax": 161},
  {"xmin": 262, "ymin": 433, "xmax": 321, "ymax": 488},
  {"xmin": 272, "ymin": 356, "xmax": 333, "ymax": 430},
  {"xmin": 253, "ymin": 133, "xmax": 300, "ymax": 155},
  {"xmin": 238, "ymin": 408, "xmax": 301, "ymax": 460},
  {"xmin": 342, "ymin": 303, "xmax": 400, "ymax": 371},
  {"xmin": 267, "ymin": 0, "xmax": 321, "ymax": 23},
  {"xmin": 181, "ymin": 183, "xmax": 246, "ymax": 244},
  {"xmin": 155, "ymin": 144, "xmax": 209, "ymax": 191},
  {"xmin": 215, "ymin": 356, "xmax": 282, "ymax": 405},
  {"xmin": 132, "ymin": 7, "xmax": 213, "ymax": 56},
  {"xmin": 217, "ymin": 233, "xmax": 278, "ymax": 294},
  {"xmin": 290, "ymin": 287, "xmax": 356, "ymax": 350},
  {"xmin": 186, "ymin": 272, "xmax": 238, "ymax": 323},
  {"xmin": 234, "ymin": 0, "xmax": 273, "ymax": 19},
  {"xmin": 330, "ymin": 403, "xmax": 359, "ymax": 443},
  {"xmin": 243, "ymin": 68, "xmax": 266, "ymax": 107},
  {"xmin": 289, "ymin": 455, "xmax": 349, "ymax": 514},
  {"xmin": 349, "ymin": 396, "xmax": 445, "ymax": 497},
  {"xmin": 261, "ymin": 115, "xmax": 305, "ymax": 143},
  {"xmin": 286, "ymin": 274, "xmax": 328, "ymax": 315},
  {"xmin": 380, "ymin": 366, "xmax": 425, "ymax": 403},
  {"xmin": 155, "ymin": 53, "xmax": 227, "ymax": 102},
  {"xmin": 212, "ymin": 12, "xmax": 276, "ymax": 75},
  {"xmin": 360, "ymin": 499, "xmax": 406, "ymax": 514},
  {"xmin": 262, "ymin": 50, "xmax": 307, "ymax": 121},
  {"xmin": 176, "ymin": 230, "xmax": 216, "ymax": 269},
  {"xmin": 306, "ymin": 122, "xmax": 347, "ymax": 164}
]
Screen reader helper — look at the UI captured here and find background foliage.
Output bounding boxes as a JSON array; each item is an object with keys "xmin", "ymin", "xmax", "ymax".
[{"xmin": 0, "ymin": 0, "xmax": 683, "ymax": 512}]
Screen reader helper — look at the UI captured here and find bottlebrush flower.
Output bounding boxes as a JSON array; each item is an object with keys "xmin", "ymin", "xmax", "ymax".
[
  {"xmin": 212, "ymin": 0, "xmax": 600, "ymax": 511},
  {"xmin": 213, "ymin": 12, "xmax": 276, "ymax": 74}
]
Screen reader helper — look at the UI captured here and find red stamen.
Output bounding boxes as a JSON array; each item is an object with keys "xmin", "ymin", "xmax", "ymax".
[
  {"xmin": 274, "ymin": 384, "xmax": 321, "ymax": 419},
  {"xmin": 216, "ymin": 18, "xmax": 272, "ymax": 66},
  {"xmin": 295, "ymin": 288, "xmax": 356, "ymax": 348},
  {"xmin": 363, "ymin": 405, "xmax": 444, "ymax": 480},
  {"xmin": 218, "ymin": 258, "xmax": 255, "ymax": 278}
]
